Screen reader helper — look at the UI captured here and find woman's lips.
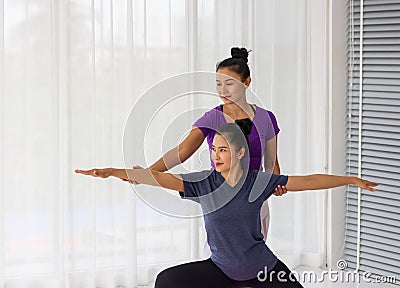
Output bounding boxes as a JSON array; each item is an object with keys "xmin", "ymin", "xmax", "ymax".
[{"xmin": 215, "ymin": 163, "xmax": 222, "ymax": 166}]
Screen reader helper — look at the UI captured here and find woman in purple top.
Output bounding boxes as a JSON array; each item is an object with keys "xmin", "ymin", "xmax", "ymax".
[
  {"xmin": 146, "ymin": 47, "xmax": 285, "ymax": 241},
  {"xmin": 75, "ymin": 119, "xmax": 378, "ymax": 287}
]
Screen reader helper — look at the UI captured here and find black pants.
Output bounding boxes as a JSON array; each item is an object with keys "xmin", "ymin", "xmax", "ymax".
[{"xmin": 155, "ymin": 258, "xmax": 304, "ymax": 288}]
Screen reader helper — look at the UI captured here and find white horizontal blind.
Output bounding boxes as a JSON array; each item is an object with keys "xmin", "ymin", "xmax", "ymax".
[{"xmin": 345, "ymin": 0, "xmax": 400, "ymax": 284}]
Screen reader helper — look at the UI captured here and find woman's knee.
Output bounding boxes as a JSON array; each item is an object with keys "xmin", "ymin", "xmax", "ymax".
[
  {"xmin": 154, "ymin": 268, "xmax": 173, "ymax": 288},
  {"xmin": 155, "ymin": 266, "xmax": 188, "ymax": 288}
]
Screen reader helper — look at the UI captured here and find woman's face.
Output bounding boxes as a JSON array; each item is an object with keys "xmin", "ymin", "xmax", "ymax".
[
  {"xmin": 216, "ymin": 68, "xmax": 249, "ymax": 105},
  {"xmin": 212, "ymin": 134, "xmax": 242, "ymax": 173}
]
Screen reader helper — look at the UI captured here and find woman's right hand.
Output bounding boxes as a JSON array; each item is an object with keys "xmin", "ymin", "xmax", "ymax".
[
  {"xmin": 75, "ymin": 168, "xmax": 114, "ymax": 178},
  {"xmin": 273, "ymin": 185, "xmax": 287, "ymax": 196}
]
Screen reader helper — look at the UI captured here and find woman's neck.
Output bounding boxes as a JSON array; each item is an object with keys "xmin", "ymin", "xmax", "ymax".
[
  {"xmin": 221, "ymin": 165, "xmax": 244, "ymax": 187},
  {"xmin": 223, "ymin": 100, "xmax": 253, "ymax": 119}
]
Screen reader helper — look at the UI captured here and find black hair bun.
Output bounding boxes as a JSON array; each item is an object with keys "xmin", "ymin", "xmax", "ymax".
[
  {"xmin": 231, "ymin": 47, "xmax": 249, "ymax": 63},
  {"xmin": 235, "ymin": 118, "xmax": 252, "ymax": 136}
]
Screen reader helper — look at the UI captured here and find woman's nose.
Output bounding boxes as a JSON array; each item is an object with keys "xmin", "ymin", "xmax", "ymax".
[
  {"xmin": 217, "ymin": 84, "xmax": 227, "ymax": 93},
  {"xmin": 212, "ymin": 151, "xmax": 219, "ymax": 160},
  {"xmin": 221, "ymin": 85, "xmax": 229, "ymax": 93}
]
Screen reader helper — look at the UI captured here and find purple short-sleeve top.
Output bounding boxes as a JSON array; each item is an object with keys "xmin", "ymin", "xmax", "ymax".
[{"xmin": 193, "ymin": 105, "xmax": 280, "ymax": 171}]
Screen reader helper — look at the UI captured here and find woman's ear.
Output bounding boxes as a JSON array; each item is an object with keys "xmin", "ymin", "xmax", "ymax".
[
  {"xmin": 244, "ymin": 76, "xmax": 251, "ymax": 87},
  {"xmin": 238, "ymin": 147, "xmax": 246, "ymax": 159}
]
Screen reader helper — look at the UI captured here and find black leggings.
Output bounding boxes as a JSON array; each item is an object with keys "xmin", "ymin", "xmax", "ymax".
[{"xmin": 155, "ymin": 258, "xmax": 304, "ymax": 288}]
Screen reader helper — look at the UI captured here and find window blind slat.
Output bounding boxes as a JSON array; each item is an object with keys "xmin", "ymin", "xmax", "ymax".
[
  {"xmin": 347, "ymin": 161, "xmax": 400, "ymax": 174},
  {"xmin": 364, "ymin": 4, "xmax": 400, "ymax": 12},
  {"xmin": 348, "ymin": 122, "xmax": 400, "ymax": 133},
  {"xmin": 347, "ymin": 196, "xmax": 400, "ymax": 212},
  {"xmin": 352, "ymin": 17, "xmax": 400, "ymax": 25},
  {"xmin": 363, "ymin": 0, "xmax": 400, "ymax": 6},
  {"xmin": 348, "ymin": 92, "xmax": 400, "ymax": 101},
  {"xmin": 346, "ymin": 220, "xmax": 400, "ymax": 238},
  {"xmin": 350, "ymin": 103, "xmax": 400, "ymax": 112},
  {"xmin": 347, "ymin": 142, "xmax": 400, "ymax": 153},
  {"xmin": 347, "ymin": 115, "xmax": 400, "ymax": 126}
]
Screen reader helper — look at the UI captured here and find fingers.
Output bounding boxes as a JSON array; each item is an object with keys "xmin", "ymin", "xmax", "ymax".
[
  {"xmin": 356, "ymin": 178, "xmax": 379, "ymax": 192},
  {"xmin": 121, "ymin": 178, "xmax": 136, "ymax": 184},
  {"xmin": 75, "ymin": 168, "xmax": 106, "ymax": 178},
  {"xmin": 365, "ymin": 185, "xmax": 376, "ymax": 192},
  {"xmin": 364, "ymin": 180, "xmax": 378, "ymax": 192},
  {"xmin": 75, "ymin": 169, "xmax": 96, "ymax": 176},
  {"xmin": 366, "ymin": 180, "xmax": 379, "ymax": 187},
  {"xmin": 273, "ymin": 185, "xmax": 287, "ymax": 196}
]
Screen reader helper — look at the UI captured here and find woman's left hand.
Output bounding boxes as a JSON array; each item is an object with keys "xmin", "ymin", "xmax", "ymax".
[{"xmin": 353, "ymin": 177, "xmax": 379, "ymax": 192}]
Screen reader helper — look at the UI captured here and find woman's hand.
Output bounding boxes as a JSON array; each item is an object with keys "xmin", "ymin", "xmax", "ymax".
[
  {"xmin": 75, "ymin": 168, "xmax": 114, "ymax": 178},
  {"xmin": 75, "ymin": 168, "xmax": 129, "ymax": 182},
  {"xmin": 352, "ymin": 177, "xmax": 379, "ymax": 192},
  {"xmin": 273, "ymin": 185, "xmax": 287, "ymax": 196}
]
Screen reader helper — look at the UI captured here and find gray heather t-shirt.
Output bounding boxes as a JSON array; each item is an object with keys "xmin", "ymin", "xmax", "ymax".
[{"xmin": 179, "ymin": 169, "xmax": 288, "ymax": 281}]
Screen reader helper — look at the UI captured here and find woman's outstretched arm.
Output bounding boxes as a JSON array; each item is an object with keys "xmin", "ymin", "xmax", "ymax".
[
  {"xmin": 75, "ymin": 168, "xmax": 184, "ymax": 191},
  {"xmin": 285, "ymin": 174, "xmax": 378, "ymax": 192}
]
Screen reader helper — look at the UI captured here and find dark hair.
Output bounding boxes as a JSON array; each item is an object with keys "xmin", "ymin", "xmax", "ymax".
[
  {"xmin": 216, "ymin": 47, "xmax": 251, "ymax": 82},
  {"xmin": 215, "ymin": 118, "xmax": 252, "ymax": 157}
]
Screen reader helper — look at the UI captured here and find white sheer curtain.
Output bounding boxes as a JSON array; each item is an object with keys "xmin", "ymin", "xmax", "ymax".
[
  {"xmin": 1, "ymin": 0, "xmax": 190, "ymax": 287},
  {"xmin": 252, "ymin": 0, "xmax": 328, "ymax": 269},
  {"xmin": 0, "ymin": 0, "xmax": 328, "ymax": 287}
]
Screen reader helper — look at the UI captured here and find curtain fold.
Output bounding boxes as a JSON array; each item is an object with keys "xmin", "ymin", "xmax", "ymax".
[{"xmin": 0, "ymin": 0, "xmax": 328, "ymax": 287}]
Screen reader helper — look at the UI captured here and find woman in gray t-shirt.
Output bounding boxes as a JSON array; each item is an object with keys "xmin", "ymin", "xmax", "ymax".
[{"xmin": 75, "ymin": 119, "xmax": 377, "ymax": 287}]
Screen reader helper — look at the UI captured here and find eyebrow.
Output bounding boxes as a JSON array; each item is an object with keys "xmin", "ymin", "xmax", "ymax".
[
  {"xmin": 211, "ymin": 145, "xmax": 229, "ymax": 149},
  {"xmin": 216, "ymin": 79, "xmax": 235, "ymax": 82}
]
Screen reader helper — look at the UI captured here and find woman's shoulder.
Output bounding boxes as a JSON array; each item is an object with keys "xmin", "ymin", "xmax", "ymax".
[
  {"xmin": 195, "ymin": 106, "xmax": 223, "ymax": 124},
  {"xmin": 193, "ymin": 106, "xmax": 222, "ymax": 127},
  {"xmin": 255, "ymin": 105, "xmax": 277, "ymax": 118},
  {"xmin": 253, "ymin": 106, "xmax": 280, "ymax": 135},
  {"xmin": 208, "ymin": 105, "xmax": 222, "ymax": 113},
  {"xmin": 200, "ymin": 105, "xmax": 222, "ymax": 117}
]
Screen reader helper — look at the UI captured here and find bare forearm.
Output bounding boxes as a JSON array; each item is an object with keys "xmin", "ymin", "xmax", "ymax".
[
  {"xmin": 149, "ymin": 147, "xmax": 182, "ymax": 172},
  {"xmin": 114, "ymin": 168, "xmax": 158, "ymax": 186},
  {"xmin": 264, "ymin": 135, "xmax": 278, "ymax": 173},
  {"xmin": 272, "ymin": 159, "xmax": 280, "ymax": 174},
  {"xmin": 75, "ymin": 167, "xmax": 184, "ymax": 191},
  {"xmin": 286, "ymin": 174, "xmax": 356, "ymax": 191},
  {"xmin": 112, "ymin": 168, "xmax": 183, "ymax": 191},
  {"xmin": 264, "ymin": 160, "xmax": 274, "ymax": 173}
]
